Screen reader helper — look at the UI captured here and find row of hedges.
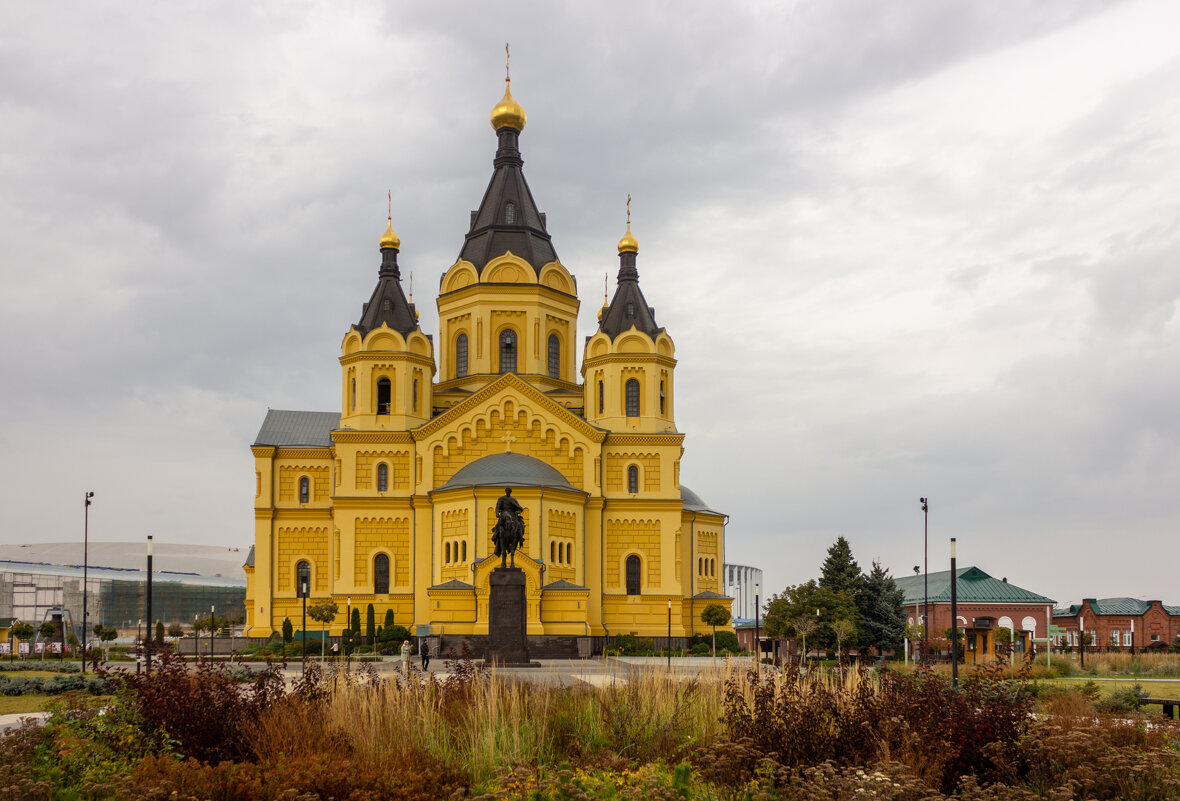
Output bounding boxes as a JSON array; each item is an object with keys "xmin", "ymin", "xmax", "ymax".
[
  {"xmin": 0, "ymin": 674, "xmax": 110, "ymax": 696},
  {"xmin": 0, "ymin": 661, "xmax": 80, "ymax": 673}
]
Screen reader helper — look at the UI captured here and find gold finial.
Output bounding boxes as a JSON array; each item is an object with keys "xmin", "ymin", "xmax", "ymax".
[
  {"xmin": 490, "ymin": 44, "xmax": 526, "ymax": 132},
  {"xmin": 617, "ymin": 194, "xmax": 638, "ymax": 253},
  {"xmin": 379, "ymin": 191, "xmax": 400, "ymax": 250},
  {"xmin": 409, "ymin": 272, "xmax": 419, "ymax": 320},
  {"xmin": 598, "ymin": 272, "xmax": 608, "ymax": 321}
]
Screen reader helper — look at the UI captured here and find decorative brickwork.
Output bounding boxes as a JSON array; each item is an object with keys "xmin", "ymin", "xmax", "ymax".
[
  {"xmin": 276, "ymin": 526, "xmax": 330, "ymax": 592},
  {"xmin": 606, "ymin": 518, "xmax": 661, "ymax": 590},
  {"xmin": 278, "ymin": 465, "xmax": 331, "ymax": 502},
  {"xmin": 354, "ymin": 516, "xmax": 410, "ymax": 589},
  {"xmin": 605, "ymin": 452, "xmax": 660, "ymax": 492}
]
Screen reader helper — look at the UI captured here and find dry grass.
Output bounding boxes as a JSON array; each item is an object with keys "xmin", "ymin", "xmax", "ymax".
[{"xmin": 1061, "ymin": 651, "xmax": 1180, "ymax": 677}]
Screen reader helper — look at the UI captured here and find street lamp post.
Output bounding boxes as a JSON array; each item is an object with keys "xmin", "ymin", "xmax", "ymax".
[
  {"xmin": 911, "ymin": 565, "xmax": 920, "ymax": 664},
  {"xmin": 145, "ymin": 536, "xmax": 153, "ymax": 674},
  {"xmin": 667, "ymin": 599, "xmax": 672, "ymax": 670},
  {"xmin": 346, "ymin": 596, "xmax": 351, "ymax": 672},
  {"xmin": 950, "ymin": 538, "xmax": 959, "ymax": 691},
  {"xmin": 754, "ymin": 582, "xmax": 761, "ymax": 678},
  {"xmin": 210, "ymin": 605, "xmax": 215, "ymax": 661},
  {"xmin": 300, "ymin": 577, "xmax": 309, "ymax": 673},
  {"xmin": 920, "ymin": 498, "xmax": 929, "ymax": 655},
  {"xmin": 82, "ymin": 492, "xmax": 94, "ymax": 674}
]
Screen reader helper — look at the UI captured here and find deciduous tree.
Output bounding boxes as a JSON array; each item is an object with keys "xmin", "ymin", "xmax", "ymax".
[{"xmin": 700, "ymin": 603, "xmax": 731, "ymax": 656}]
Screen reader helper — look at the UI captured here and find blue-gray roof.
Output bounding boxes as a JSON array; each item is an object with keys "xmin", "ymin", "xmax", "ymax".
[
  {"xmin": 543, "ymin": 579, "xmax": 588, "ymax": 591},
  {"xmin": 438, "ymin": 452, "xmax": 574, "ymax": 490},
  {"xmin": 254, "ymin": 410, "xmax": 339, "ymax": 447},
  {"xmin": 681, "ymin": 485, "xmax": 723, "ymax": 515}
]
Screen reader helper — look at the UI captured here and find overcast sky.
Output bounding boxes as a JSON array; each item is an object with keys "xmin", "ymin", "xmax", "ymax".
[{"xmin": 2, "ymin": 1, "xmax": 1177, "ymax": 608}]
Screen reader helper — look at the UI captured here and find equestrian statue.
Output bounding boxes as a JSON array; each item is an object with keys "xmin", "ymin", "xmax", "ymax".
[{"xmin": 492, "ymin": 487, "xmax": 525, "ymax": 568}]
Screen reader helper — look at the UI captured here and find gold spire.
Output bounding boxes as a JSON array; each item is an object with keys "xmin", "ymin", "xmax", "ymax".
[
  {"xmin": 379, "ymin": 190, "xmax": 400, "ymax": 250},
  {"xmin": 490, "ymin": 44, "xmax": 527, "ymax": 132},
  {"xmin": 617, "ymin": 194, "xmax": 638, "ymax": 253}
]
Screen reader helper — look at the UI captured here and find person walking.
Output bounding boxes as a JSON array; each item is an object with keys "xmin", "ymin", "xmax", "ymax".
[
  {"xmin": 400, "ymin": 638, "xmax": 411, "ymax": 674},
  {"xmin": 420, "ymin": 639, "xmax": 430, "ymax": 672}
]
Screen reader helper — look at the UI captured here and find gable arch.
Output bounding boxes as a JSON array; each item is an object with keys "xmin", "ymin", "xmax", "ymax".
[
  {"xmin": 441, "ymin": 261, "xmax": 478, "ymax": 293},
  {"xmin": 538, "ymin": 261, "xmax": 575, "ymax": 294},
  {"xmin": 483, "ymin": 253, "xmax": 536, "ymax": 284}
]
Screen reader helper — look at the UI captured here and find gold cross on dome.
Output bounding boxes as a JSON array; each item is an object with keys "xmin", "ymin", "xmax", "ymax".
[{"xmin": 501, "ymin": 431, "xmax": 517, "ymax": 453}]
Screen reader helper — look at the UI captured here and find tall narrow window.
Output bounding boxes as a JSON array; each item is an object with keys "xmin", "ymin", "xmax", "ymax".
[
  {"xmin": 627, "ymin": 465, "xmax": 639, "ymax": 493},
  {"xmin": 299, "ymin": 477, "xmax": 310, "ymax": 504},
  {"xmin": 373, "ymin": 554, "xmax": 389, "ymax": 594},
  {"xmin": 504, "ymin": 202, "xmax": 517, "ymax": 224},
  {"xmin": 625, "ymin": 379, "xmax": 640, "ymax": 417},
  {"xmin": 412, "ymin": 378, "xmax": 419, "ymax": 412},
  {"xmin": 547, "ymin": 334, "xmax": 560, "ymax": 378},
  {"xmin": 350, "ymin": 377, "xmax": 356, "ymax": 411},
  {"xmin": 376, "ymin": 463, "xmax": 388, "ymax": 492},
  {"xmin": 499, "ymin": 330, "xmax": 517, "ymax": 374},
  {"xmin": 461, "ymin": 541, "xmax": 467, "ymax": 561},
  {"xmin": 296, "ymin": 561, "xmax": 311, "ymax": 597},
  {"xmin": 551, "ymin": 541, "xmax": 556, "ymax": 563},
  {"xmin": 456, "ymin": 333, "xmax": 468, "ymax": 378},
  {"xmin": 597, "ymin": 379, "xmax": 604, "ymax": 414},
  {"xmin": 445, "ymin": 542, "xmax": 451, "ymax": 563},
  {"xmin": 660, "ymin": 380, "xmax": 666, "ymax": 415},
  {"xmin": 625, "ymin": 555, "xmax": 641, "ymax": 595},
  {"xmin": 376, "ymin": 377, "xmax": 391, "ymax": 415}
]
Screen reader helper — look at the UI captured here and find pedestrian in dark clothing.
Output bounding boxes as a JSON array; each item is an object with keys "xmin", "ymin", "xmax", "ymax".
[{"xmin": 421, "ymin": 640, "xmax": 430, "ymax": 671}]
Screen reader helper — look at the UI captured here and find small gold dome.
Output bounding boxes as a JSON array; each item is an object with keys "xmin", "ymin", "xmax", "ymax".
[
  {"xmin": 597, "ymin": 305, "xmax": 606, "ymax": 322},
  {"xmin": 617, "ymin": 223, "xmax": 638, "ymax": 254},
  {"xmin": 379, "ymin": 217, "xmax": 400, "ymax": 250},
  {"xmin": 490, "ymin": 78, "xmax": 527, "ymax": 132}
]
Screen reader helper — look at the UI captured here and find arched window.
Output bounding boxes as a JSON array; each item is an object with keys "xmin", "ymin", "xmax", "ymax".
[
  {"xmin": 627, "ymin": 465, "xmax": 639, "ymax": 493},
  {"xmin": 461, "ymin": 541, "xmax": 467, "ymax": 561},
  {"xmin": 376, "ymin": 377, "xmax": 392, "ymax": 415},
  {"xmin": 499, "ymin": 330, "xmax": 517, "ymax": 374},
  {"xmin": 625, "ymin": 555, "xmax": 641, "ymax": 595},
  {"xmin": 373, "ymin": 554, "xmax": 389, "ymax": 594},
  {"xmin": 296, "ymin": 561, "xmax": 311, "ymax": 597},
  {"xmin": 625, "ymin": 379, "xmax": 640, "ymax": 417},
  {"xmin": 445, "ymin": 542, "xmax": 451, "ymax": 563},
  {"xmin": 698, "ymin": 557, "xmax": 703, "ymax": 576},
  {"xmin": 412, "ymin": 378, "xmax": 419, "ymax": 412},
  {"xmin": 597, "ymin": 379, "xmax": 604, "ymax": 414},
  {"xmin": 350, "ymin": 377, "xmax": 356, "ymax": 411},
  {"xmin": 547, "ymin": 334, "xmax": 560, "ymax": 378},
  {"xmin": 376, "ymin": 463, "xmax": 388, "ymax": 492},
  {"xmin": 299, "ymin": 477, "xmax": 310, "ymax": 504},
  {"xmin": 504, "ymin": 201, "xmax": 516, "ymax": 224},
  {"xmin": 456, "ymin": 333, "xmax": 468, "ymax": 378},
  {"xmin": 660, "ymin": 380, "xmax": 666, "ymax": 415},
  {"xmin": 551, "ymin": 541, "xmax": 556, "ymax": 563}
]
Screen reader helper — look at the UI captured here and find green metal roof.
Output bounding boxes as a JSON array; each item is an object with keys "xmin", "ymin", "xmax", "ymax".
[
  {"xmin": 893, "ymin": 566, "xmax": 1054, "ymax": 606},
  {"xmin": 1089, "ymin": 597, "xmax": 1150, "ymax": 615}
]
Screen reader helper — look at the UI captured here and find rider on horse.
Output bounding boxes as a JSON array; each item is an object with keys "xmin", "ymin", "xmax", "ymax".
[{"xmin": 493, "ymin": 487, "xmax": 525, "ymax": 568}]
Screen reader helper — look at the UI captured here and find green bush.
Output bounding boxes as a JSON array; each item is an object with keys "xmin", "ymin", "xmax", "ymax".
[
  {"xmin": 0, "ymin": 674, "xmax": 109, "ymax": 696},
  {"xmin": 0, "ymin": 661, "xmax": 80, "ymax": 673}
]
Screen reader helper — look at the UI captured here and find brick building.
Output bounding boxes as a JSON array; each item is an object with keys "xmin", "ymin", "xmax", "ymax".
[
  {"xmin": 1052, "ymin": 598, "xmax": 1180, "ymax": 651},
  {"xmin": 893, "ymin": 566, "xmax": 1055, "ymax": 660}
]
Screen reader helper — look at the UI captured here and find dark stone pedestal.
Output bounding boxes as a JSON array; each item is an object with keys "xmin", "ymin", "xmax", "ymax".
[{"xmin": 485, "ymin": 567, "xmax": 532, "ymax": 665}]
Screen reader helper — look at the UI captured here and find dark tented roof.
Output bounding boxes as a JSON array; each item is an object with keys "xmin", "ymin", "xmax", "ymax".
[
  {"xmin": 244, "ymin": 545, "xmax": 255, "ymax": 569},
  {"xmin": 681, "ymin": 485, "xmax": 723, "ymax": 515},
  {"xmin": 598, "ymin": 250, "xmax": 663, "ymax": 340},
  {"xmin": 438, "ymin": 452, "xmax": 574, "ymax": 490},
  {"xmin": 894, "ymin": 566, "xmax": 1054, "ymax": 605},
  {"xmin": 543, "ymin": 579, "xmax": 588, "ymax": 591},
  {"xmin": 253, "ymin": 410, "xmax": 339, "ymax": 447},
  {"xmin": 457, "ymin": 127, "xmax": 557, "ymax": 274},
  {"xmin": 354, "ymin": 250, "xmax": 420, "ymax": 337},
  {"xmin": 429, "ymin": 579, "xmax": 475, "ymax": 591}
]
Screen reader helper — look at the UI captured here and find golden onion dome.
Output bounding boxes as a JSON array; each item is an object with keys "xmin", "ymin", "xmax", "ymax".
[
  {"xmin": 490, "ymin": 78, "xmax": 527, "ymax": 132},
  {"xmin": 617, "ymin": 223, "xmax": 638, "ymax": 254},
  {"xmin": 379, "ymin": 217, "xmax": 400, "ymax": 250},
  {"xmin": 597, "ymin": 305, "xmax": 606, "ymax": 322}
]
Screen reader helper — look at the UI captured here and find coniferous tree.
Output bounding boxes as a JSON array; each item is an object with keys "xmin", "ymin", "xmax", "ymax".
[
  {"xmin": 350, "ymin": 607, "xmax": 361, "ymax": 637},
  {"xmin": 155, "ymin": 619, "xmax": 165, "ymax": 647},
  {"xmin": 819, "ymin": 537, "xmax": 863, "ymax": 598},
  {"xmin": 384, "ymin": 608, "xmax": 395, "ymax": 630},
  {"xmin": 281, "ymin": 617, "xmax": 294, "ymax": 644},
  {"xmin": 856, "ymin": 561, "xmax": 906, "ymax": 653},
  {"xmin": 366, "ymin": 603, "xmax": 376, "ymax": 645}
]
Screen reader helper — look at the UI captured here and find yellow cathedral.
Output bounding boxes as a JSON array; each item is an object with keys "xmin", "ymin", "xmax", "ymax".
[{"xmin": 243, "ymin": 75, "xmax": 730, "ymax": 654}]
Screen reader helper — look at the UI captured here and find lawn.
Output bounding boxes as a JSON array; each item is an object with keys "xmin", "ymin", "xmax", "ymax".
[
  {"xmin": 0, "ymin": 695, "xmax": 54, "ymax": 715},
  {"xmin": 1047, "ymin": 677, "xmax": 1180, "ymax": 700}
]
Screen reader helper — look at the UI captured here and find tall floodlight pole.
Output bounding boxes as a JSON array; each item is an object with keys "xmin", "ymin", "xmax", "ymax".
[
  {"xmin": 754, "ymin": 582, "xmax": 761, "ymax": 678},
  {"xmin": 920, "ymin": 498, "xmax": 929, "ymax": 655},
  {"xmin": 82, "ymin": 492, "xmax": 94, "ymax": 674},
  {"xmin": 950, "ymin": 538, "xmax": 959, "ymax": 690},
  {"xmin": 145, "ymin": 536, "xmax": 153, "ymax": 674}
]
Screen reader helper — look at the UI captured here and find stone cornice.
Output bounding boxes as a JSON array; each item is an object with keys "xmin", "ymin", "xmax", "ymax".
[
  {"xmin": 338, "ymin": 351, "xmax": 436, "ymax": 369},
  {"xmin": 254, "ymin": 509, "xmax": 275, "ymax": 520},
  {"xmin": 413, "ymin": 372, "xmax": 606, "ymax": 442},
  {"xmin": 332, "ymin": 430, "xmax": 415, "ymax": 444},
  {"xmin": 332, "ymin": 497, "xmax": 414, "ymax": 510},
  {"xmin": 274, "ymin": 448, "xmax": 332, "ymax": 460},
  {"xmin": 273, "ymin": 508, "xmax": 334, "ymax": 521},
  {"xmin": 604, "ymin": 499, "xmax": 686, "ymax": 513},
  {"xmin": 603, "ymin": 433, "xmax": 685, "ymax": 447},
  {"xmin": 252, "ymin": 446, "xmax": 276, "ymax": 458},
  {"xmin": 581, "ymin": 353, "xmax": 678, "ymax": 368}
]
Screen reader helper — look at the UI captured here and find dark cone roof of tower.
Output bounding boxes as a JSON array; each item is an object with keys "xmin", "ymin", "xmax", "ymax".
[
  {"xmin": 457, "ymin": 124, "xmax": 558, "ymax": 275},
  {"xmin": 598, "ymin": 248, "xmax": 663, "ymax": 340},
  {"xmin": 355, "ymin": 236, "xmax": 419, "ymax": 337}
]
